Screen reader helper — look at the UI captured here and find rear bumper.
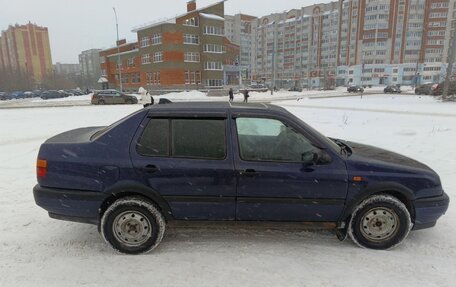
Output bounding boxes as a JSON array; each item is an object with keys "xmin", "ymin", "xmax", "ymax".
[
  {"xmin": 33, "ymin": 185, "xmax": 108, "ymax": 225},
  {"xmin": 413, "ymin": 192, "xmax": 449, "ymax": 230}
]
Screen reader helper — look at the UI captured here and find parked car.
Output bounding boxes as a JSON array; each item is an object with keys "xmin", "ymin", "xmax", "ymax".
[
  {"xmin": 91, "ymin": 90, "xmax": 138, "ymax": 105},
  {"xmin": 9, "ymin": 91, "xmax": 25, "ymax": 99},
  {"xmin": 23, "ymin": 91, "xmax": 38, "ymax": 98},
  {"xmin": 33, "ymin": 102, "xmax": 449, "ymax": 254},
  {"xmin": 384, "ymin": 85, "xmax": 402, "ymax": 94},
  {"xmin": 288, "ymin": 86, "xmax": 303, "ymax": 92},
  {"xmin": 0, "ymin": 92, "xmax": 8, "ymax": 100},
  {"xmin": 347, "ymin": 86, "xmax": 364, "ymax": 93},
  {"xmin": 415, "ymin": 84, "xmax": 434, "ymax": 95},
  {"xmin": 41, "ymin": 90, "xmax": 66, "ymax": 100},
  {"xmin": 431, "ymin": 81, "xmax": 456, "ymax": 96}
]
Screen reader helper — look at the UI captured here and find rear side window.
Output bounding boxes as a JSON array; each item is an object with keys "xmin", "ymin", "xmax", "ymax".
[
  {"xmin": 137, "ymin": 119, "xmax": 169, "ymax": 156},
  {"xmin": 172, "ymin": 119, "xmax": 226, "ymax": 159},
  {"xmin": 137, "ymin": 118, "xmax": 226, "ymax": 160}
]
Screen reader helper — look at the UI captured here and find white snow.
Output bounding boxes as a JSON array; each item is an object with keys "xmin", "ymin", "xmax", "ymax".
[
  {"xmin": 0, "ymin": 95, "xmax": 455, "ymax": 286},
  {"xmin": 199, "ymin": 13, "xmax": 225, "ymax": 21}
]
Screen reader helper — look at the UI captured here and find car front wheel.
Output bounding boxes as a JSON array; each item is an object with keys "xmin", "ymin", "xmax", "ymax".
[
  {"xmin": 348, "ymin": 194, "xmax": 411, "ymax": 250},
  {"xmin": 101, "ymin": 197, "xmax": 166, "ymax": 254}
]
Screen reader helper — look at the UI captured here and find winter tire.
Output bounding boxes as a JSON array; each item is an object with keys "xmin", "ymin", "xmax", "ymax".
[
  {"xmin": 348, "ymin": 194, "xmax": 411, "ymax": 250},
  {"xmin": 98, "ymin": 100, "xmax": 105, "ymax": 105},
  {"xmin": 101, "ymin": 197, "xmax": 166, "ymax": 254}
]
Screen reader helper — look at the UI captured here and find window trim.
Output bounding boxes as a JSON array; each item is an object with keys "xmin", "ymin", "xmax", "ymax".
[{"xmin": 136, "ymin": 117, "xmax": 228, "ymax": 161}]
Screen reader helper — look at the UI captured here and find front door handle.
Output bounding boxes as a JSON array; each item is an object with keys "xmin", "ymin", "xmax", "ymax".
[
  {"xmin": 144, "ymin": 164, "xmax": 160, "ymax": 173},
  {"xmin": 239, "ymin": 169, "xmax": 259, "ymax": 177}
]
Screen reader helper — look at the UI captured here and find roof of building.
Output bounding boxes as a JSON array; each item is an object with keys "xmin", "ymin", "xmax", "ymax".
[{"xmin": 131, "ymin": 0, "xmax": 226, "ymax": 32}]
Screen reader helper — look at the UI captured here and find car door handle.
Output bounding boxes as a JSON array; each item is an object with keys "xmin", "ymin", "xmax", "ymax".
[
  {"xmin": 144, "ymin": 165, "xmax": 160, "ymax": 173},
  {"xmin": 239, "ymin": 169, "xmax": 259, "ymax": 177}
]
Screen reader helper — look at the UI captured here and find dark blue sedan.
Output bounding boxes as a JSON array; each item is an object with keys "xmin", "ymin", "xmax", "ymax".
[{"xmin": 33, "ymin": 102, "xmax": 449, "ymax": 254}]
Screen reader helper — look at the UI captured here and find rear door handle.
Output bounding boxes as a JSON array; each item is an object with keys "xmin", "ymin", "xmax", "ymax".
[
  {"xmin": 144, "ymin": 164, "xmax": 160, "ymax": 173},
  {"xmin": 239, "ymin": 169, "xmax": 259, "ymax": 177}
]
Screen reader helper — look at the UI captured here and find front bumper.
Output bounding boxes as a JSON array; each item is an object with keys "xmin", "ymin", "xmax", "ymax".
[
  {"xmin": 413, "ymin": 192, "xmax": 450, "ymax": 230},
  {"xmin": 33, "ymin": 185, "xmax": 109, "ymax": 225}
]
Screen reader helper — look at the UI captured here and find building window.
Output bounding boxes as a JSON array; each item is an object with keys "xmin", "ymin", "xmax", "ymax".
[
  {"xmin": 153, "ymin": 52, "xmax": 163, "ymax": 63},
  {"xmin": 100, "ymin": 57, "xmax": 106, "ymax": 64},
  {"xmin": 101, "ymin": 69, "xmax": 107, "ymax": 76},
  {"xmin": 203, "ymin": 26, "xmax": 224, "ymax": 35},
  {"xmin": 131, "ymin": 73, "xmax": 141, "ymax": 83},
  {"xmin": 203, "ymin": 44, "xmax": 225, "ymax": 53},
  {"xmin": 206, "ymin": 79, "xmax": 223, "ymax": 87},
  {"xmin": 185, "ymin": 70, "xmax": 201, "ymax": 84},
  {"xmin": 140, "ymin": 36, "xmax": 150, "ymax": 48},
  {"xmin": 184, "ymin": 34, "xmax": 199, "ymax": 44},
  {"xmin": 141, "ymin": 54, "xmax": 151, "ymax": 64},
  {"xmin": 184, "ymin": 17, "xmax": 199, "ymax": 27},
  {"xmin": 128, "ymin": 58, "xmax": 135, "ymax": 67},
  {"xmin": 205, "ymin": 62, "xmax": 223, "ymax": 70},
  {"xmin": 147, "ymin": 72, "xmax": 160, "ymax": 85},
  {"xmin": 121, "ymin": 74, "xmax": 129, "ymax": 84},
  {"xmin": 184, "ymin": 52, "xmax": 200, "ymax": 62},
  {"xmin": 151, "ymin": 34, "xmax": 162, "ymax": 45}
]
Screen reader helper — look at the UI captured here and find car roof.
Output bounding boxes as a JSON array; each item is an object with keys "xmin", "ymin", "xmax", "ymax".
[{"xmin": 147, "ymin": 101, "xmax": 288, "ymax": 114}]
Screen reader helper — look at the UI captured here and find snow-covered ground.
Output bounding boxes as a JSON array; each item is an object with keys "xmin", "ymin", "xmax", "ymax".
[
  {"xmin": 0, "ymin": 95, "xmax": 454, "ymax": 286},
  {"xmin": 0, "ymin": 86, "xmax": 416, "ymax": 109}
]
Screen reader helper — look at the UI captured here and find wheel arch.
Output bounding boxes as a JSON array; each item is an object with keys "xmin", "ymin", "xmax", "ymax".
[
  {"xmin": 339, "ymin": 182, "xmax": 416, "ymax": 227},
  {"xmin": 98, "ymin": 181, "xmax": 174, "ymax": 224}
]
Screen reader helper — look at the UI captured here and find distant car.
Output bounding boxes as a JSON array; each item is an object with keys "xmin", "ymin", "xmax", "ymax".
[
  {"xmin": 0, "ymin": 92, "xmax": 9, "ymax": 100},
  {"xmin": 91, "ymin": 90, "xmax": 138, "ymax": 105},
  {"xmin": 415, "ymin": 84, "xmax": 434, "ymax": 95},
  {"xmin": 33, "ymin": 102, "xmax": 449, "ymax": 254},
  {"xmin": 9, "ymin": 91, "xmax": 25, "ymax": 99},
  {"xmin": 288, "ymin": 86, "xmax": 303, "ymax": 92},
  {"xmin": 23, "ymin": 91, "xmax": 38, "ymax": 98},
  {"xmin": 41, "ymin": 90, "xmax": 66, "ymax": 100},
  {"xmin": 431, "ymin": 82, "xmax": 456, "ymax": 96},
  {"xmin": 347, "ymin": 86, "xmax": 364, "ymax": 93},
  {"xmin": 384, "ymin": 86, "xmax": 402, "ymax": 94}
]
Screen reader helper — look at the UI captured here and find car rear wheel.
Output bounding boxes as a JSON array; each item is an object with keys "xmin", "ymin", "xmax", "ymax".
[
  {"xmin": 348, "ymin": 194, "xmax": 411, "ymax": 250},
  {"xmin": 98, "ymin": 99, "xmax": 105, "ymax": 105},
  {"xmin": 101, "ymin": 197, "xmax": 166, "ymax": 254}
]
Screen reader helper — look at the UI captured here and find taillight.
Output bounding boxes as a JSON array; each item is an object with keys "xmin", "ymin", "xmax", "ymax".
[{"xmin": 37, "ymin": 159, "xmax": 47, "ymax": 178}]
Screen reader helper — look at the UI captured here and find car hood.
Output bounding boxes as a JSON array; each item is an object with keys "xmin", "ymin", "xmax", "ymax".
[{"xmin": 345, "ymin": 141, "xmax": 432, "ymax": 172}]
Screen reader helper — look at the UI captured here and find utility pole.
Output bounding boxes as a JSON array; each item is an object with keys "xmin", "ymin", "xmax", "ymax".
[
  {"xmin": 113, "ymin": 7, "xmax": 123, "ymax": 93},
  {"xmin": 443, "ymin": 29, "xmax": 456, "ymax": 101}
]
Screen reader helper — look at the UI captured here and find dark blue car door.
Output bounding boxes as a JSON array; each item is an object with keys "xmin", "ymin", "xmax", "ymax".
[
  {"xmin": 231, "ymin": 114, "xmax": 348, "ymax": 222},
  {"xmin": 130, "ymin": 113, "xmax": 237, "ymax": 220}
]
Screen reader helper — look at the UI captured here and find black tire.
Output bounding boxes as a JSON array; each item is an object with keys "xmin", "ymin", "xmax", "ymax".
[
  {"xmin": 98, "ymin": 99, "xmax": 105, "ymax": 105},
  {"xmin": 101, "ymin": 197, "xmax": 166, "ymax": 254},
  {"xmin": 348, "ymin": 194, "xmax": 411, "ymax": 250}
]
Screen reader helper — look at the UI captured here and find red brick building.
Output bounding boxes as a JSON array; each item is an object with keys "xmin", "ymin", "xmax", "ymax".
[{"xmin": 101, "ymin": 1, "xmax": 240, "ymax": 92}]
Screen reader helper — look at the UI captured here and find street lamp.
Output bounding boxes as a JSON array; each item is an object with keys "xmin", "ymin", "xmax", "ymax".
[{"xmin": 113, "ymin": 7, "xmax": 123, "ymax": 92}]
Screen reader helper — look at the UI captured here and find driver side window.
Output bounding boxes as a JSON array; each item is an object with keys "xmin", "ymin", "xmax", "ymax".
[{"xmin": 236, "ymin": 117, "xmax": 318, "ymax": 162}]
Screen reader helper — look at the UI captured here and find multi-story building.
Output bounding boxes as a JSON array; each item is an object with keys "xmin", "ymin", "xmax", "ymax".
[
  {"xmin": 130, "ymin": 0, "xmax": 239, "ymax": 91},
  {"xmin": 79, "ymin": 48, "xmax": 102, "ymax": 89},
  {"xmin": 54, "ymin": 62, "xmax": 81, "ymax": 75},
  {"xmin": 99, "ymin": 40, "xmax": 140, "ymax": 92},
  {"xmin": 225, "ymin": 13, "xmax": 257, "ymax": 83},
  {"xmin": 0, "ymin": 23, "xmax": 53, "ymax": 84},
  {"xmin": 251, "ymin": 0, "xmax": 456, "ymax": 88}
]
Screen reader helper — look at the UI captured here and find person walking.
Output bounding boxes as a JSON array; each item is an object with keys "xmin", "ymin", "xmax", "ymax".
[
  {"xmin": 141, "ymin": 89, "xmax": 152, "ymax": 108},
  {"xmin": 243, "ymin": 89, "xmax": 249, "ymax": 103},
  {"xmin": 228, "ymin": 88, "xmax": 234, "ymax": 102}
]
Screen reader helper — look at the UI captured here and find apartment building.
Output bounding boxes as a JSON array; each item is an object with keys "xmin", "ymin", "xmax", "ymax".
[
  {"xmin": 251, "ymin": 0, "xmax": 456, "ymax": 88},
  {"xmin": 225, "ymin": 13, "xmax": 257, "ymax": 83},
  {"xmin": 0, "ymin": 23, "xmax": 53, "ymax": 84},
  {"xmin": 131, "ymin": 0, "xmax": 240, "ymax": 91},
  {"xmin": 79, "ymin": 48, "xmax": 102, "ymax": 89}
]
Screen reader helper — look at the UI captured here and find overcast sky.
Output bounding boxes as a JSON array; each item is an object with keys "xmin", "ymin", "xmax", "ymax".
[{"xmin": 0, "ymin": 0, "xmax": 315, "ymax": 64}]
